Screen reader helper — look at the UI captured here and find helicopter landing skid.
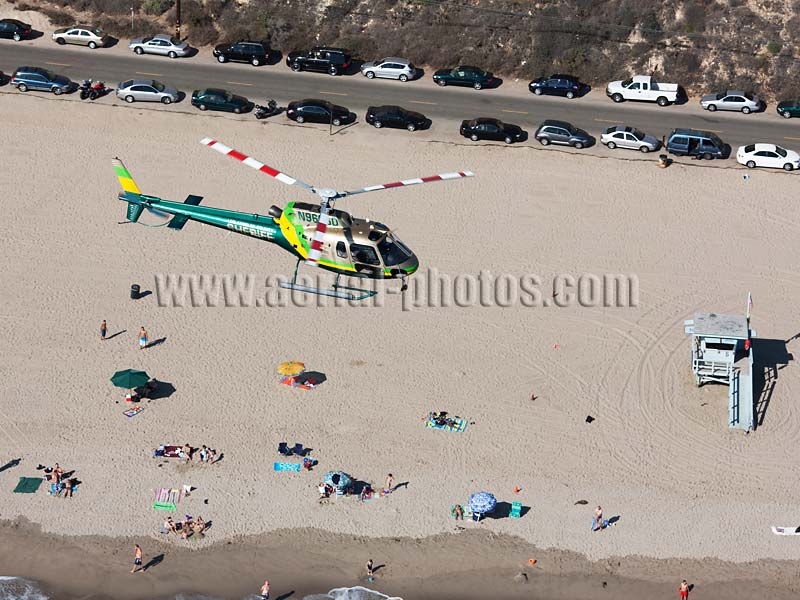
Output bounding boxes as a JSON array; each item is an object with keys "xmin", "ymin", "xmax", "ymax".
[{"xmin": 279, "ymin": 260, "xmax": 377, "ymax": 301}]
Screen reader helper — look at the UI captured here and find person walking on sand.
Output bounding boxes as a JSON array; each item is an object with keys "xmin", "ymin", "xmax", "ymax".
[
  {"xmin": 366, "ymin": 558, "xmax": 374, "ymax": 582},
  {"xmin": 138, "ymin": 327, "xmax": 148, "ymax": 350},
  {"xmin": 100, "ymin": 320, "xmax": 107, "ymax": 341},
  {"xmin": 260, "ymin": 579, "xmax": 270, "ymax": 599},
  {"xmin": 384, "ymin": 473, "xmax": 394, "ymax": 494},
  {"xmin": 593, "ymin": 505, "xmax": 604, "ymax": 531},
  {"xmin": 679, "ymin": 580, "xmax": 690, "ymax": 599},
  {"xmin": 131, "ymin": 544, "xmax": 143, "ymax": 573}
]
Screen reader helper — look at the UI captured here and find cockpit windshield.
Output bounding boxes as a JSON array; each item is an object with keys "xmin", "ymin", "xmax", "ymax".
[{"xmin": 377, "ymin": 233, "xmax": 412, "ymax": 266}]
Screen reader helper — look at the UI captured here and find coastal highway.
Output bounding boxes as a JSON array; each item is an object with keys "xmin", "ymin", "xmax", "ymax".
[{"xmin": 3, "ymin": 39, "xmax": 800, "ymax": 150}]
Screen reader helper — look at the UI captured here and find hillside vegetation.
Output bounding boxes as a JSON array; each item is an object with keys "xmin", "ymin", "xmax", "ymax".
[{"xmin": 11, "ymin": 0, "xmax": 800, "ymax": 98}]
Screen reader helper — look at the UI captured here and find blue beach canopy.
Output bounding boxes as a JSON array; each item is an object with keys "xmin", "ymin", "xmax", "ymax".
[
  {"xmin": 324, "ymin": 471, "xmax": 353, "ymax": 490},
  {"xmin": 469, "ymin": 491, "xmax": 497, "ymax": 514}
]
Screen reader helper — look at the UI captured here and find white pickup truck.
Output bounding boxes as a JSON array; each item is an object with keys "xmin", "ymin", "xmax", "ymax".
[{"xmin": 605, "ymin": 75, "xmax": 680, "ymax": 107}]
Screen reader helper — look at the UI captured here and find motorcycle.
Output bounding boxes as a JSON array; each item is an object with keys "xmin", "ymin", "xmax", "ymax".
[
  {"xmin": 78, "ymin": 79, "xmax": 92, "ymax": 100},
  {"xmin": 88, "ymin": 80, "xmax": 111, "ymax": 101},
  {"xmin": 254, "ymin": 98, "xmax": 280, "ymax": 119}
]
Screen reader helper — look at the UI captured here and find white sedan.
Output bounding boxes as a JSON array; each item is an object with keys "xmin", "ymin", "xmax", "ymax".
[{"xmin": 736, "ymin": 143, "xmax": 800, "ymax": 171}]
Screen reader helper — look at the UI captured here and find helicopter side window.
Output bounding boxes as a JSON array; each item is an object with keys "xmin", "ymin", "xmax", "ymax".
[
  {"xmin": 336, "ymin": 241, "xmax": 348, "ymax": 259},
  {"xmin": 378, "ymin": 235, "xmax": 411, "ymax": 266},
  {"xmin": 349, "ymin": 243, "xmax": 380, "ymax": 266}
]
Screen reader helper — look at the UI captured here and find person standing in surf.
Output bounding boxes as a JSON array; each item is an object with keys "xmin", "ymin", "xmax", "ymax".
[
  {"xmin": 260, "ymin": 579, "xmax": 270, "ymax": 599},
  {"xmin": 679, "ymin": 580, "xmax": 689, "ymax": 599}
]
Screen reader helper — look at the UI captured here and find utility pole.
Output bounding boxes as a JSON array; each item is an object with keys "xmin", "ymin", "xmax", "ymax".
[{"xmin": 175, "ymin": 0, "xmax": 181, "ymax": 39}]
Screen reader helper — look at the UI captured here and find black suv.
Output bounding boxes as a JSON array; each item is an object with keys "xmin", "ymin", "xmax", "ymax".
[
  {"xmin": 286, "ymin": 47, "xmax": 351, "ymax": 76},
  {"xmin": 213, "ymin": 40, "xmax": 272, "ymax": 66},
  {"xmin": 0, "ymin": 18, "xmax": 32, "ymax": 41}
]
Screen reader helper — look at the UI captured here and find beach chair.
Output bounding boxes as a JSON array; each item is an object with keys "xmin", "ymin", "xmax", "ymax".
[
  {"xmin": 291, "ymin": 443, "xmax": 306, "ymax": 457},
  {"xmin": 510, "ymin": 502, "xmax": 522, "ymax": 518},
  {"xmin": 278, "ymin": 442, "xmax": 292, "ymax": 456}
]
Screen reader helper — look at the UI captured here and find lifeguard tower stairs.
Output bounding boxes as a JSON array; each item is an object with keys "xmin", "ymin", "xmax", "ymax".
[{"xmin": 684, "ymin": 312, "xmax": 756, "ymax": 431}]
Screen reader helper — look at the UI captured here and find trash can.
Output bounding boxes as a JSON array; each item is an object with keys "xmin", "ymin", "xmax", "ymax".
[{"xmin": 130, "ymin": 284, "xmax": 140, "ymax": 300}]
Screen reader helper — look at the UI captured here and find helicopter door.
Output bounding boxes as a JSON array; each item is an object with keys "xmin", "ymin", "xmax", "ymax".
[{"xmin": 349, "ymin": 243, "xmax": 382, "ymax": 275}]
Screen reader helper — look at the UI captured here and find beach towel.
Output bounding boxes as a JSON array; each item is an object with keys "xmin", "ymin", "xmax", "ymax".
[
  {"xmin": 510, "ymin": 502, "xmax": 522, "ymax": 518},
  {"xmin": 153, "ymin": 487, "xmax": 181, "ymax": 510},
  {"xmin": 13, "ymin": 477, "xmax": 42, "ymax": 494},
  {"xmin": 274, "ymin": 462, "xmax": 302, "ymax": 472},
  {"xmin": 124, "ymin": 405, "xmax": 144, "ymax": 418},
  {"xmin": 154, "ymin": 446, "xmax": 183, "ymax": 458},
  {"xmin": 425, "ymin": 418, "xmax": 468, "ymax": 433},
  {"xmin": 772, "ymin": 526, "xmax": 800, "ymax": 535}
]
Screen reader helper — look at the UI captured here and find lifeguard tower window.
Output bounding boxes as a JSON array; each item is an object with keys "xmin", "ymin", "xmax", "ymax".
[{"xmin": 705, "ymin": 342, "xmax": 735, "ymax": 351}]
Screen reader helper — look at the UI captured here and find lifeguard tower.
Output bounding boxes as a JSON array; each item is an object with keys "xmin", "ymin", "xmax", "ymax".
[{"xmin": 684, "ymin": 306, "xmax": 756, "ymax": 431}]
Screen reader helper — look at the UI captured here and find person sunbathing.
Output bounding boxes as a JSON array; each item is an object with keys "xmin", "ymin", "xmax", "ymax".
[
  {"xmin": 164, "ymin": 517, "xmax": 178, "ymax": 534},
  {"xmin": 193, "ymin": 516, "xmax": 206, "ymax": 536},
  {"xmin": 199, "ymin": 445, "xmax": 208, "ymax": 463},
  {"xmin": 182, "ymin": 444, "xmax": 193, "ymax": 461},
  {"xmin": 454, "ymin": 504, "xmax": 464, "ymax": 520},
  {"xmin": 359, "ymin": 484, "xmax": 372, "ymax": 502},
  {"xmin": 206, "ymin": 448, "xmax": 216, "ymax": 463}
]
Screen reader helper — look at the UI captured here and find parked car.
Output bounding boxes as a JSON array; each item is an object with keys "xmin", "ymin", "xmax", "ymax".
[
  {"xmin": 286, "ymin": 47, "xmax": 351, "ymax": 75},
  {"xmin": 360, "ymin": 57, "xmax": 416, "ymax": 81},
  {"xmin": 600, "ymin": 126, "xmax": 660, "ymax": 153},
  {"xmin": 52, "ymin": 25, "xmax": 109, "ymax": 48},
  {"xmin": 10, "ymin": 66, "xmax": 75, "ymax": 94},
  {"xmin": 433, "ymin": 66, "xmax": 497, "ymax": 90},
  {"xmin": 528, "ymin": 74, "xmax": 583, "ymax": 98},
  {"xmin": 286, "ymin": 99, "xmax": 352, "ymax": 125},
  {"xmin": 700, "ymin": 90, "xmax": 761, "ymax": 113},
  {"xmin": 0, "ymin": 18, "xmax": 32, "ymax": 41},
  {"xmin": 129, "ymin": 34, "xmax": 190, "ymax": 58},
  {"xmin": 213, "ymin": 40, "xmax": 272, "ymax": 66},
  {"xmin": 606, "ymin": 75, "xmax": 679, "ymax": 106},
  {"xmin": 191, "ymin": 88, "xmax": 252, "ymax": 113},
  {"xmin": 366, "ymin": 105, "xmax": 427, "ymax": 131},
  {"xmin": 117, "ymin": 79, "xmax": 179, "ymax": 104},
  {"xmin": 534, "ymin": 120, "xmax": 593, "ymax": 148},
  {"xmin": 776, "ymin": 99, "xmax": 800, "ymax": 119},
  {"xmin": 736, "ymin": 143, "xmax": 800, "ymax": 171},
  {"xmin": 460, "ymin": 118, "xmax": 525, "ymax": 144},
  {"xmin": 666, "ymin": 128, "xmax": 729, "ymax": 159}
]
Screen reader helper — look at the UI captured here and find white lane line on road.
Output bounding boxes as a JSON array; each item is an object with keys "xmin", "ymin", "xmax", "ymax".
[
  {"xmin": 319, "ymin": 90, "xmax": 348, "ymax": 96},
  {"xmin": 136, "ymin": 71, "xmax": 163, "ymax": 77},
  {"xmin": 226, "ymin": 81, "xmax": 254, "ymax": 87},
  {"xmin": 784, "ymin": 136, "xmax": 800, "ymax": 141},
  {"xmin": 593, "ymin": 119, "xmax": 619, "ymax": 124},
  {"xmin": 409, "ymin": 100, "xmax": 437, "ymax": 105},
  {"xmin": 502, "ymin": 109, "xmax": 528, "ymax": 115},
  {"xmin": 46, "ymin": 62, "xmax": 71, "ymax": 67}
]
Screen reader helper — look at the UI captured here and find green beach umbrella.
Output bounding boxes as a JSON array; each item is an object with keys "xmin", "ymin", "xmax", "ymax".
[{"xmin": 111, "ymin": 369, "xmax": 150, "ymax": 390}]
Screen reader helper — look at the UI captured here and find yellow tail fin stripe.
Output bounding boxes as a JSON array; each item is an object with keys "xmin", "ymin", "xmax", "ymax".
[{"xmin": 112, "ymin": 159, "xmax": 142, "ymax": 194}]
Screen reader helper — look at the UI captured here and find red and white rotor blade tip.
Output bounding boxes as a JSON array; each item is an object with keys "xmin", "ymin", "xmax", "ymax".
[
  {"xmin": 200, "ymin": 137, "xmax": 314, "ymax": 191},
  {"xmin": 343, "ymin": 170, "xmax": 474, "ymax": 197},
  {"xmin": 304, "ymin": 202, "xmax": 331, "ymax": 267}
]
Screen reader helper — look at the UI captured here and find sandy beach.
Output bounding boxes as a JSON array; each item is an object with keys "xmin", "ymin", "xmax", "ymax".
[{"xmin": 1, "ymin": 76, "xmax": 800, "ymax": 597}]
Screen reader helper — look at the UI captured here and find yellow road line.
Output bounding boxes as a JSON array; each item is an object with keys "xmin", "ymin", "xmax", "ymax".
[
  {"xmin": 45, "ymin": 62, "xmax": 71, "ymax": 67},
  {"xmin": 319, "ymin": 90, "xmax": 348, "ymax": 96},
  {"xmin": 226, "ymin": 81, "xmax": 253, "ymax": 87},
  {"xmin": 136, "ymin": 71, "xmax": 163, "ymax": 77},
  {"xmin": 409, "ymin": 100, "xmax": 437, "ymax": 105},
  {"xmin": 502, "ymin": 109, "xmax": 528, "ymax": 115},
  {"xmin": 784, "ymin": 136, "xmax": 800, "ymax": 141},
  {"xmin": 593, "ymin": 119, "xmax": 619, "ymax": 124}
]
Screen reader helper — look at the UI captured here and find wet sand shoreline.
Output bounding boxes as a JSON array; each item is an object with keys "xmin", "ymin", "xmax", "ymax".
[{"xmin": 1, "ymin": 518, "xmax": 798, "ymax": 600}]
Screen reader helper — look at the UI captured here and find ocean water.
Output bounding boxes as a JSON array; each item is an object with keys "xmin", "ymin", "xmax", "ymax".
[
  {"xmin": 0, "ymin": 578, "xmax": 49, "ymax": 600},
  {"xmin": 0, "ymin": 578, "xmax": 399, "ymax": 600}
]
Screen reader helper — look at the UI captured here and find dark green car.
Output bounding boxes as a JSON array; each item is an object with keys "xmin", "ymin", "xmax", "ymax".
[
  {"xmin": 432, "ymin": 65, "xmax": 497, "ymax": 90},
  {"xmin": 777, "ymin": 99, "xmax": 800, "ymax": 119},
  {"xmin": 191, "ymin": 88, "xmax": 253, "ymax": 113}
]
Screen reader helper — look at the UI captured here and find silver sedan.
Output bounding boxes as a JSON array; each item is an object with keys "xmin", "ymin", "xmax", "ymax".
[
  {"xmin": 360, "ymin": 57, "xmax": 416, "ymax": 81},
  {"xmin": 116, "ymin": 79, "xmax": 179, "ymax": 104},
  {"xmin": 700, "ymin": 90, "xmax": 761, "ymax": 113},
  {"xmin": 600, "ymin": 126, "xmax": 660, "ymax": 152},
  {"xmin": 129, "ymin": 33, "xmax": 190, "ymax": 58}
]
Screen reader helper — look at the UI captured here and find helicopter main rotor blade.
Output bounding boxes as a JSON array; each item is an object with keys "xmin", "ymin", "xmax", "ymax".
[
  {"xmin": 200, "ymin": 138, "xmax": 316, "ymax": 192},
  {"xmin": 305, "ymin": 199, "xmax": 332, "ymax": 267},
  {"xmin": 342, "ymin": 170, "xmax": 474, "ymax": 197}
]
